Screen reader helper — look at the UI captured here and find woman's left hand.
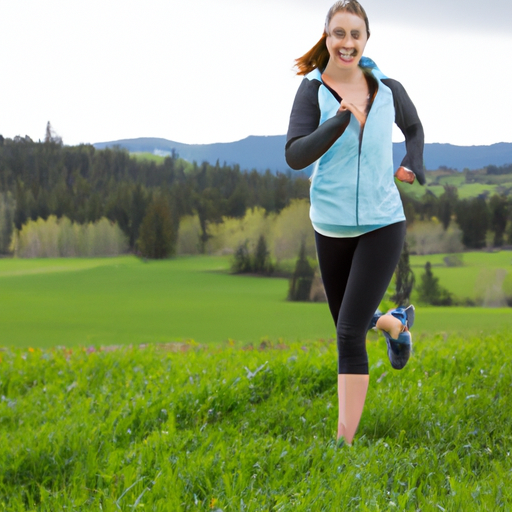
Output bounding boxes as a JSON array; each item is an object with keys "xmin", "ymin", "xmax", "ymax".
[{"xmin": 394, "ymin": 166, "xmax": 415, "ymax": 184}]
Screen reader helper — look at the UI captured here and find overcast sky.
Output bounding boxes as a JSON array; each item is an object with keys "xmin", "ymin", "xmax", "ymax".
[{"xmin": 1, "ymin": 0, "xmax": 511, "ymax": 147}]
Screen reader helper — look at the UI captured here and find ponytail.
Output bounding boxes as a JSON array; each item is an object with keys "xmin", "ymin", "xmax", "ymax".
[{"xmin": 294, "ymin": 33, "xmax": 329, "ymax": 76}]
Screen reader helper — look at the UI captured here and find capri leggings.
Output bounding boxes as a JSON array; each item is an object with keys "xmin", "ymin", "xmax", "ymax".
[{"xmin": 315, "ymin": 221, "xmax": 406, "ymax": 375}]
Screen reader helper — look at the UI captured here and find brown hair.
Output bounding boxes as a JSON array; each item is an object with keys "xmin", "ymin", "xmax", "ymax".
[{"xmin": 295, "ymin": 0, "xmax": 370, "ymax": 76}]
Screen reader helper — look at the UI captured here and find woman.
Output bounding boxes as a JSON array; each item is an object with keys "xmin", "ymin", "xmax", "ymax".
[{"xmin": 285, "ymin": 0, "xmax": 424, "ymax": 445}]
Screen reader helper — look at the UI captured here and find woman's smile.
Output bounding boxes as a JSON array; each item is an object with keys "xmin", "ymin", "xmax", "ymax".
[{"xmin": 338, "ymin": 49, "xmax": 357, "ymax": 63}]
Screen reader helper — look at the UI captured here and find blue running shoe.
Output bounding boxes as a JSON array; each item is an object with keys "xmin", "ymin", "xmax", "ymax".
[
  {"xmin": 380, "ymin": 305, "xmax": 415, "ymax": 370},
  {"xmin": 388, "ymin": 305, "xmax": 415, "ymax": 330},
  {"xmin": 383, "ymin": 329, "xmax": 412, "ymax": 370}
]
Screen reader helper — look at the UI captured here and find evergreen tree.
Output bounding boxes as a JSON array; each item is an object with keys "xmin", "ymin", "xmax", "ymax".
[
  {"xmin": 288, "ymin": 240, "xmax": 315, "ymax": 301},
  {"xmin": 231, "ymin": 240, "xmax": 252, "ymax": 274},
  {"xmin": 391, "ymin": 241, "xmax": 415, "ymax": 307},
  {"xmin": 455, "ymin": 197, "xmax": 489, "ymax": 249},
  {"xmin": 437, "ymin": 184, "xmax": 458, "ymax": 230},
  {"xmin": 137, "ymin": 197, "xmax": 176, "ymax": 259},
  {"xmin": 416, "ymin": 261, "xmax": 452, "ymax": 306},
  {"xmin": 489, "ymin": 194, "xmax": 509, "ymax": 247},
  {"xmin": 252, "ymin": 235, "xmax": 274, "ymax": 275},
  {"xmin": 0, "ymin": 192, "xmax": 16, "ymax": 254}
]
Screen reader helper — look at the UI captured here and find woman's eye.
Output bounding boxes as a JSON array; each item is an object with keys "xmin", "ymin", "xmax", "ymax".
[
  {"xmin": 334, "ymin": 30, "xmax": 345, "ymax": 38},
  {"xmin": 351, "ymin": 32, "xmax": 360, "ymax": 39}
]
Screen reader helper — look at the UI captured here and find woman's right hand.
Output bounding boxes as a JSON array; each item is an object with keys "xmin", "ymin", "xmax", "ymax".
[{"xmin": 338, "ymin": 99, "xmax": 366, "ymax": 127}]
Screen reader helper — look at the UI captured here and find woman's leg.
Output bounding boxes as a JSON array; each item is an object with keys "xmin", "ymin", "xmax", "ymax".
[{"xmin": 315, "ymin": 222, "xmax": 406, "ymax": 443}]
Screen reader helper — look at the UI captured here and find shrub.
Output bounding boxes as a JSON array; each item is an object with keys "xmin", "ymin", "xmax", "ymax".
[
  {"xmin": 416, "ymin": 261, "xmax": 453, "ymax": 306},
  {"xmin": 407, "ymin": 221, "xmax": 463, "ymax": 255},
  {"xmin": 443, "ymin": 254, "xmax": 464, "ymax": 267},
  {"xmin": 231, "ymin": 235, "xmax": 274, "ymax": 275},
  {"xmin": 11, "ymin": 215, "xmax": 128, "ymax": 257},
  {"xmin": 231, "ymin": 240, "xmax": 252, "ymax": 274}
]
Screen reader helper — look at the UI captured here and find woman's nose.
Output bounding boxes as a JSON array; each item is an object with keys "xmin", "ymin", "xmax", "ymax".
[{"xmin": 340, "ymin": 35, "xmax": 354, "ymax": 48}]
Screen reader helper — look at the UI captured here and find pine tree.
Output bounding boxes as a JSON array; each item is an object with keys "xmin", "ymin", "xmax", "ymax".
[
  {"xmin": 288, "ymin": 240, "xmax": 315, "ymax": 301},
  {"xmin": 416, "ymin": 261, "xmax": 452, "ymax": 306},
  {"xmin": 231, "ymin": 240, "xmax": 252, "ymax": 274},
  {"xmin": 137, "ymin": 197, "xmax": 176, "ymax": 259},
  {"xmin": 253, "ymin": 235, "xmax": 274, "ymax": 275},
  {"xmin": 391, "ymin": 241, "xmax": 415, "ymax": 307}
]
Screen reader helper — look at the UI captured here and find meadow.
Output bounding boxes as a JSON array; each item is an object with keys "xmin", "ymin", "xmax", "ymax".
[
  {"xmin": 1, "ymin": 255, "xmax": 512, "ymax": 510},
  {"xmin": 1, "ymin": 332, "xmax": 511, "ymax": 510},
  {"xmin": 410, "ymin": 251, "xmax": 512, "ymax": 305},
  {"xmin": 1, "ymin": 254, "xmax": 511, "ymax": 349}
]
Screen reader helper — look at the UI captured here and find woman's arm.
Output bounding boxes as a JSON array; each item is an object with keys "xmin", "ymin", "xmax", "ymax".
[
  {"xmin": 285, "ymin": 110, "xmax": 351, "ymax": 170},
  {"xmin": 383, "ymin": 78, "xmax": 426, "ymax": 185},
  {"xmin": 285, "ymin": 78, "xmax": 351, "ymax": 170}
]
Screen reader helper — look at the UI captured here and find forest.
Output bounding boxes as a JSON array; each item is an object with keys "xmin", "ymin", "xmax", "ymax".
[{"xmin": 1, "ymin": 128, "xmax": 512, "ymax": 260}]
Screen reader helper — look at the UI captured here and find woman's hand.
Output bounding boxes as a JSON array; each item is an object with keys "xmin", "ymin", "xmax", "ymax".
[
  {"xmin": 338, "ymin": 99, "xmax": 366, "ymax": 127},
  {"xmin": 394, "ymin": 166, "xmax": 415, "ymax": 184}
]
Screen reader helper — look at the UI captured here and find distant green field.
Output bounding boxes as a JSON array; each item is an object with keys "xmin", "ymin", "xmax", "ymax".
[
  {"xmin": 410, "ymin": 251, "xmax": 512, "ymax": 303},
  {"xmin": 130, "ymin": 152, "xmax": 166, "ymax": 163},
  {"xmin": 1, "ymin": 255, "xmax": 511, "ymax": 349},
  {"xmin": 398, "ymin": 170, "xmax": 508, "ymax": 199}
]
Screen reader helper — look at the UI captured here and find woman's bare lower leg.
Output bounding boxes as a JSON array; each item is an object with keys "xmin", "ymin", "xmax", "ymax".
[{"xmin": 337, "ymin": 373, "xmax": 370, "ymax": 444}]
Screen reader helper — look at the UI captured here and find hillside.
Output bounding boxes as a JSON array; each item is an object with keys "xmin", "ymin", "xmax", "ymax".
[{"xmin": 94, "ymin": 136, "xmax": 512, "ymax": 174}]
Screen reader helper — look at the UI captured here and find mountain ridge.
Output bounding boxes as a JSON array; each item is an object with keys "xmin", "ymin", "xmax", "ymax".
[{"xmin": 93, "ymin": 136, "xmax": 512, "ymax": 174}]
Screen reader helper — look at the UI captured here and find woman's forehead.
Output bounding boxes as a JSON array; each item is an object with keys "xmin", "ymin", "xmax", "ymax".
[{"xmin": 328, "ymin": 11, "xmax": 366, "ymax": 29}]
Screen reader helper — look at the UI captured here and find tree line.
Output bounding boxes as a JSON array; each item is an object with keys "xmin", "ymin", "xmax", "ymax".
[
  {"xmin": 0, "ymin": 131, "xmax": 309, "ymax": 256},
  {"xmin": 1, "ymin": 129, "xmax": 512, "ymax": 258},
  {"xmin": 400, "ymin": 184, "xmax": 512, "ymax": 250}
]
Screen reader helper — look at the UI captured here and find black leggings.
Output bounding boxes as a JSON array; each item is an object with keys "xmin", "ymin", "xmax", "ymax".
[{"xmin": 315, "ymin": 221, "xmax": 406, "ymax": 375}]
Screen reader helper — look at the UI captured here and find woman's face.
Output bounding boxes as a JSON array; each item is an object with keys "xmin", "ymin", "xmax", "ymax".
[{"xmin": 325, "ymin": 11, "xmax": 368, "ymax": 70}]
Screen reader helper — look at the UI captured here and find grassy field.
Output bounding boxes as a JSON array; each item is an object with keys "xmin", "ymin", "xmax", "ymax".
[
  {"xmin": 1, "ymin": 255, "xmax": 511, "ymax": 349},
  {"xmin": 1, "ymin": 255, "xmax": 512, "ymax": 509},
  {"xmin": 1, "ymin": 332, "xmax": 511, "ymax": 510},
  {"xmin": 410, "ymin": 251, "xmax": 512, "ymax": 304}
]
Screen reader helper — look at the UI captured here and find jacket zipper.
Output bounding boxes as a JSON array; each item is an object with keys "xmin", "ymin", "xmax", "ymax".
[{"xmin": 356, "ymin": 129, "xmax": 364, "ymax": 226}]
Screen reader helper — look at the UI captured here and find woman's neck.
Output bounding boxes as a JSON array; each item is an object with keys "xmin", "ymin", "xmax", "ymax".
[{"xmin": 322, "ymin": 60, "xmax": 364, "ymax": 85}]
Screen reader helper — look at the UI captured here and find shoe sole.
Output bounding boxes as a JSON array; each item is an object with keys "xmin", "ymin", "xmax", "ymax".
[{"xmin": 384, "ymin": 329, "xmax": 412, "ymax": 370}]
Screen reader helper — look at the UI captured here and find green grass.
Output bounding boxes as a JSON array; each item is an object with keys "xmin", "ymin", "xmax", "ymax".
[
  {"xmin": 1, "ymin": 255, "xmax": 511, "ymax": 350},
  {"xmin": 1, "ymin": 255, "xmax": 512, "ymax": 350},
  {"xmin": 0, "ymin": 256, "xmax": 332, "ymax": 348},
  {"xmin": 1, "ymin": 333, "xmax": 512, "ymax": 510},
  {"xmin": 1, "ymin": 255, "xmax": 512, "ymax": 509}
]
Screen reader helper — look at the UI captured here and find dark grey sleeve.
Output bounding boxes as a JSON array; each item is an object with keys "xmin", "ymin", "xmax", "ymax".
[
  {"xmin": 382, "ymin": 78, "xmax": 425, "ymax": 185},
  {"xmin": 285, "ymin": 78, "xmax": 351, "ymax": 171}
]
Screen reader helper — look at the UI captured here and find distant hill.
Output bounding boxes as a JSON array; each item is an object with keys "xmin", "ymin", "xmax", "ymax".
[{"xmin": 94, "ymin": 136, "xmax": 512, "ymax": 174}]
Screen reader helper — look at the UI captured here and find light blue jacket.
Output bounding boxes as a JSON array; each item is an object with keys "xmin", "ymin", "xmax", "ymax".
[{"xmin": 307, "ymin": 60, "xmax": 405, "ymax": 228}]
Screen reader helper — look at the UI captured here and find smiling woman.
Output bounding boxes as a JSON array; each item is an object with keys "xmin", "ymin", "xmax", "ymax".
[{"xmin": 285, "ymin": 0, "xmax": 425, "ymax": 445}]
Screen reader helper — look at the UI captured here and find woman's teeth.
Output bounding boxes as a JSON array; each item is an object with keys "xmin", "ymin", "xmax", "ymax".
[{"xmin": 339, "ymin": 50, "xmax": 355, "ymax": 60}]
